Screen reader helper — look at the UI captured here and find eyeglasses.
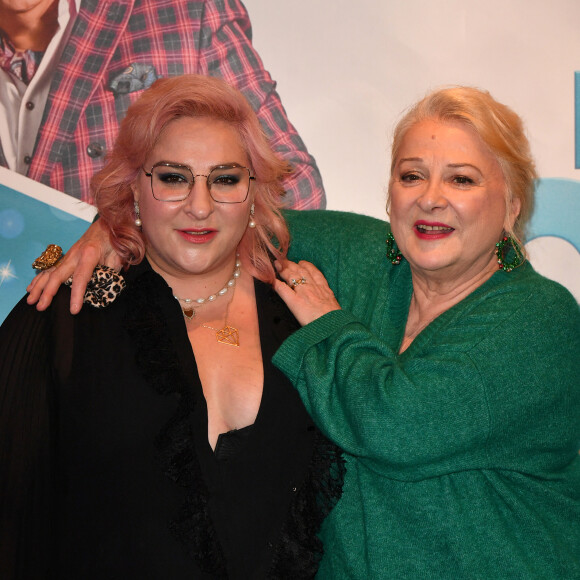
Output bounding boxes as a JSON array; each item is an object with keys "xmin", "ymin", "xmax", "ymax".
[{"xmin": 143, "ymin": 162, "xmax": 255, "ymax": 204}]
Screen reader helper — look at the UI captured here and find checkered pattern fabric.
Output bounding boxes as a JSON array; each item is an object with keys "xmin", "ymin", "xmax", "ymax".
[{"xmin": 0, "ymin": 0, "xmax": 325, "ymax": 209}]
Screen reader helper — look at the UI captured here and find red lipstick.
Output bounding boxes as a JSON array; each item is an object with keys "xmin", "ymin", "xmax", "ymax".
[
  {"xmin": 413, "ymin": 221, "xmax": 454, "ymax": 240},
  {"xmin": 177, "ymin": 228, "xmax": 217, "ymax": 244}
]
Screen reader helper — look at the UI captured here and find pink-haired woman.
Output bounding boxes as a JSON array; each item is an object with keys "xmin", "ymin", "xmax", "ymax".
[{"xmin": 0, "ymin": 75, "xmax": 343, "ymax": 579}]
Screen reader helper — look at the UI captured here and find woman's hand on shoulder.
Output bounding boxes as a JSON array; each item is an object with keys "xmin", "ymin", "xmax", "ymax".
[
  {"xmin": 273, "ymin": 259, "xmax": 341, "ymax": 326},
  {"xmin": 26, "ymin": 219, "xmax": 122, "ymax": 314}
]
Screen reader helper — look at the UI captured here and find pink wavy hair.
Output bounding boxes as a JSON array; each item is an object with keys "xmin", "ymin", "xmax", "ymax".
[{"xmin": 92, "ymin": 74, "xmax": 292, "ymax": 283}]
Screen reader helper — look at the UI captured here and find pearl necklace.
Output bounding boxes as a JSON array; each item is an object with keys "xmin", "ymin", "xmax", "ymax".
[{"xmin": 173, "ymin": 255, "xmax": 241, "ymax": 320}]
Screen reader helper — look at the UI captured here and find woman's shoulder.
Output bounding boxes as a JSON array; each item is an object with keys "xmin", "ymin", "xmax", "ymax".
[
  {"xmin": 0, "ymin": 285, "xmax": 77, "ymax": 373},
  {"xmin": 459, "ymin": 262, "xmax": 580, "ymax": 349},
  {"xmin": 0, "ymin": 261, "xmax": 157, "ymax": 339},
  {"xmin": 284, "ymin": 209, "xmax": 389, "ymax": 236},
  {"xmin": 1, "ymin": 282, "xmax": 71, "ymax": 328},
  {"xmin": 503, "ymin": 262, "xmax": 578, "ymax": 315},
  {"xmin": 284, "ymin": 210, "xmax": 391, "ymax": 263}
]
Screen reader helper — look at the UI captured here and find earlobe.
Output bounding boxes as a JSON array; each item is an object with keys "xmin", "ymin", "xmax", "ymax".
[
  {"xmin": 131, "ymin": 182, "xmax": 140, "ymax": 203},
  {"xmin": 505, "ymin": 196, "xmax": 521, "ymax": 230}
]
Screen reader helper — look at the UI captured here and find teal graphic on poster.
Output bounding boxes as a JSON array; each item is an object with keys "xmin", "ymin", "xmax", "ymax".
[
  {"xmin": 576, "ymin": 72, "xmax": 580, "ymax": 170},
  {"xmin": 530, "ymin": 178, "xmax": 580, "ymax": 249},
  {"xmin": 0, "ymin": 169, "xmax": 96, "ymax": 323}
]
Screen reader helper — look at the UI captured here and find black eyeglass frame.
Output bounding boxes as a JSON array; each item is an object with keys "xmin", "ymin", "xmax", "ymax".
[{"xmin": 142, "ymin": 161, "xmax": 256, "ymax": 204}]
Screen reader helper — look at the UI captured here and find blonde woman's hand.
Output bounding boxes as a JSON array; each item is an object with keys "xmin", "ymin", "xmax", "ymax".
[
  {"xmin": 27, "ymin": 219, "xmax": 121, "ymax": 314},
  {"xmin": 273, "ymin": 259, "xmax": 341, "ymax": 326}
]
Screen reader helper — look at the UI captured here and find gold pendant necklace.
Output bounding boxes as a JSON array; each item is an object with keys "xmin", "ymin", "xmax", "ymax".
[
  {"xmin": 205, "ymin": 324, "xmax": 240, "ymax": 347},
  {"xmin": 201, "ymin": 283, "xmax": 240, "ymax": 347}
]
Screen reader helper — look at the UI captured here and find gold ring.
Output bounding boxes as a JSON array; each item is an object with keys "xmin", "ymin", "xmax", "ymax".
[
  {"xmin": 290, "ymin": 276, "xmax": 307, "ymax": 288},
  {"xmin": 32, "ymin": 244, "xmax": 64, "ymax": 270}
]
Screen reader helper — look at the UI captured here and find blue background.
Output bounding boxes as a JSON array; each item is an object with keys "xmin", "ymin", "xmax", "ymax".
[{"xmin": 0, "ymin": 184, "xmax": 92, "ymax": 322}]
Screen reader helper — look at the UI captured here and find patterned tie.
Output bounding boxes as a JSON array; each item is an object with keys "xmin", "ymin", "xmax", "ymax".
[{"xmin": 0, "ymin": 34, "xmax": 44, "ymax": 85}]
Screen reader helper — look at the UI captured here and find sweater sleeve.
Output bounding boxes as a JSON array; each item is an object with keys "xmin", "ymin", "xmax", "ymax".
[
  {"xmin": 273, "ymin": 227, "xmax": 580, "ymax": 481},
  {"xmin": 273, "ymin": 309, "xmax": 493, "ymax": 480},
  {"xmin": 0, "ymin": 297, "xmax": 55, "ymax": 579}
]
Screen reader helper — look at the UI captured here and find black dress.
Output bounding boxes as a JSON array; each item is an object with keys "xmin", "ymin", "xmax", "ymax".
[{"xmin": 0, "ymin": 260, "xmax": 344, "ymax": 579}]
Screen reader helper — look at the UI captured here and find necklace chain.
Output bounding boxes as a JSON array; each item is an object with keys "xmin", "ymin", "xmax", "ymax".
[
  {"xmin": 173, "ymin": 254, "xmax": 241, "ymax": 320},
  {"xmin": 201, "ymin": 282, "xmax": 240, "ymax": 347}
]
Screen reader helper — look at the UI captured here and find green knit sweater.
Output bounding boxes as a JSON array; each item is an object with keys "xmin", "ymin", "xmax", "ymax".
[{"xmin": 274, "ymin": 210, "xmax": 580, "ymax": 579}]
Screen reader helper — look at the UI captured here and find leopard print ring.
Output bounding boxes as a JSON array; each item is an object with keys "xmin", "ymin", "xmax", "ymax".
[{"xmin": 65, "ymin": 265, "xmax": 126, "ymax": 308}]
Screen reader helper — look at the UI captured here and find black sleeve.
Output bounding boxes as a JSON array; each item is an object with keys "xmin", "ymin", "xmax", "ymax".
[{"xmin": 0, "ymin": 297, "xmax": 55, "ymax": 579}]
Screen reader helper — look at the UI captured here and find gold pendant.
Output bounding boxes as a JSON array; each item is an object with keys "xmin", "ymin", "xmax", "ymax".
[
  {"xmin": 215, "ymin": 325, "xmax": 239, "ymax": 347},
  {"xmin": 182, "ymin": 307, "xmax": 195, "ymax": 320}
]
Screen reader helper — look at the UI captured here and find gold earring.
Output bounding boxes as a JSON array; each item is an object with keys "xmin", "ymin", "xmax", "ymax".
[{"xmin": 248, "ymin": 203, "xmax": 256, "ymax": 228}]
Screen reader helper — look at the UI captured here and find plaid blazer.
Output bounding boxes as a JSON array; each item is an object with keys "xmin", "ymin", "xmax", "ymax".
[{"xmin": 0, "ymin": 0, "xmax": 325, "ymax": 209}]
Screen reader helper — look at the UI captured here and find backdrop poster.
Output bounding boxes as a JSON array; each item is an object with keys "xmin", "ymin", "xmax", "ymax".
[
  {"xmin": 245, "ymin": 0, "xmax": 580, "ymax": 301},
  {"xmin": 0, "ymin": 0, "xmax": 579, "ymax": 323},
  {"xmin": 0, "ymin": 168, "xmax": 96, "ymax": 322}
]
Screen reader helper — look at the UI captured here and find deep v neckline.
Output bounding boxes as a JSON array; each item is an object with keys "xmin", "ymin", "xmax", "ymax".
[{"xmin": 170, "ymin": 278, "xmax": 295, "ymax": 460}]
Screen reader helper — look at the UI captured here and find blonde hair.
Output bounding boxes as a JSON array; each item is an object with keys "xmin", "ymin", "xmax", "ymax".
[
  {"xmin": 92, "ymin": 74, "xmax": 292, "ymax": 283},
  {"xmin": 388, "ymin": 86, "xmax": 537, "ymax": 253}
]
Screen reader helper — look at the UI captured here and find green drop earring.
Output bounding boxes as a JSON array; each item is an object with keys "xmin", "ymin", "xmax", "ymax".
[
  {"xmin": 386, "ymin": 233, "xmax": 403, "ymax": 265},
  {"xmin": 495, "ymin": 236, "xmax": 523, "ymax": 272}
]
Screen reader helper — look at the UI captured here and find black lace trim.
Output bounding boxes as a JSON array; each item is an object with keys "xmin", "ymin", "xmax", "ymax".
[
  {"xmin": 268, "ymin": 430, "xmax": 345, "ymax": 579},
  {"xmin": 262, "ymin": 280, "xmax": 346, "ymax": 577},
  {"xmin": 124, "ymin": 269, "xmax": 227, "ymax": 577}
]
